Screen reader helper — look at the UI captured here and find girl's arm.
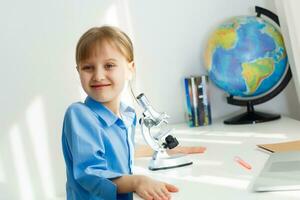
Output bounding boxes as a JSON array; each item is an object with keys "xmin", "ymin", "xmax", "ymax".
[
  {"xmin": 134, "ymin": 145, "xmax": 153, "ymax": 157},
  {"xmin": 135, "ymin": 145, "xmax": 206, "ymax": 158},
  {"xmin": 112, "ymin": 175, "xmax": 178, "ymax": 200}
]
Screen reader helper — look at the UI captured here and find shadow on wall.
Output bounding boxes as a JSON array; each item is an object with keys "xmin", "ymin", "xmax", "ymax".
[{"xmin": 0, "ymin": 0, "xmax": 134, "ymax": 199}]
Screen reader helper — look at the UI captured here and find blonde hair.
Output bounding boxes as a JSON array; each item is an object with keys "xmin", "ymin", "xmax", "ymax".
[{"xmin": 75, "ymin": 26, "xmax": 134, "ymax": 65}]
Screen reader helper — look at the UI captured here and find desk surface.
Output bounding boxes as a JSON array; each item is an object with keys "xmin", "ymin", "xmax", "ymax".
[{"xmin": 133, "ymin": 117, "xmax": 300, "ymax": 200}]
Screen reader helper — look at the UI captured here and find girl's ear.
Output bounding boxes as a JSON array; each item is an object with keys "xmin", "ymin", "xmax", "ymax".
[
  {"xmin": 128, "ymin": 61, "xmax": 135, "ymax": 80},
  {"xmin": 76, "ymin": 66, "xmax": 79, "ymax": 72}
]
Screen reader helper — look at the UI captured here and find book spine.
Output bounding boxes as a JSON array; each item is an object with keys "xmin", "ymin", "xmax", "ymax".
[
  {"xmin": 196, "ymin": 76, "xmax": 204, "ymax": 126},
  {"xmin": 191, "ymin": 77, "xmax": 199, "ymax": 127},
  {"xmin": 202, "ymin": 75, "xmax": 212, "ymax": 125},
  {"xmin": 184, "ymin": 78, "xmax": 193, "ymax": 127}
]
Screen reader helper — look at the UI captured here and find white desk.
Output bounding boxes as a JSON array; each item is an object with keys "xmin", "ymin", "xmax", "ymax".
[{"xmin": 133, "ymin": 117, "xmax": 300, "ymax": 200}]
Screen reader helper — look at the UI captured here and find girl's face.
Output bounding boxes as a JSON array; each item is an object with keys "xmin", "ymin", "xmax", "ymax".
[{"xmin": 77, "ymin": 40, "xmax": 134, "ymax": 112}]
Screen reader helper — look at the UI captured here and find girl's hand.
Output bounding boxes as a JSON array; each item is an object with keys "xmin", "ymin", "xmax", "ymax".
[
  {"xmin": 167, "ymin": 146, "xmax": 206, "ymax": 155},
  {"xmin": 134, "ymin": 175, "xmax": 178, "ymax": 200}
]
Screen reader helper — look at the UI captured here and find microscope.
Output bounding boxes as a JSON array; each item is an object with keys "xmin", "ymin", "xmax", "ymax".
[{"xmin": 136, "ymin": 93, "xmax": 193, "ymax": 170}]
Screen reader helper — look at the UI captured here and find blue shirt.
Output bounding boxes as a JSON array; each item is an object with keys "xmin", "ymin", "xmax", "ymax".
[{"xmin": 62, "ymin": 96, "xmax": 136, "ymax": 200}]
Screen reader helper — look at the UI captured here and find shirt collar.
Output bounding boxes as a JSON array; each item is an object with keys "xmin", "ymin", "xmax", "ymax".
[{"xmin": 84, "ymin": 96, "xmax": 136, "ymax": 127}]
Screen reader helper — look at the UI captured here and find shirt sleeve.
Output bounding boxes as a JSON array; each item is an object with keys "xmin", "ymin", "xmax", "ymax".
[{"xmin": 64, "ymin": 104, "xmax": 122, "ymax": 200}]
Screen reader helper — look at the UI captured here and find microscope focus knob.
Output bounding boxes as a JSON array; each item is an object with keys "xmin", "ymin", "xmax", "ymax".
[{"xmin": 163, "ymin": 135, "xmax": 179, "ymax": 149}]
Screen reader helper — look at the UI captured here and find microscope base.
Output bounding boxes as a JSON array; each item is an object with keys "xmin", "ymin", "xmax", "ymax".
[{"xmin": 149, "ymin": 154, "xmax": 193, "ymax": 171}]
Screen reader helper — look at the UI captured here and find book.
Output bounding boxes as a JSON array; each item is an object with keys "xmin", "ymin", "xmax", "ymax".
[
  {"xmin": 201, "ymin": 75, "xmax": 212, "ymax": 125},
  {"xmin": 184, "ymin": 75, "xmax": 212, "ymax": 127},
  {"xmin": 184, "ymin": 78, "xmax": 193, "ymax": 127},
  {"xmin": 196, "ymin": 76, "xmax": 205, "ymax": 126},
  {"xmin": 191, "ymin": 77, "xmax": 199, "ymax": 127},
  {"xmin": 257, "ymin": 140, "xmax": 300, "ymax": 153}
]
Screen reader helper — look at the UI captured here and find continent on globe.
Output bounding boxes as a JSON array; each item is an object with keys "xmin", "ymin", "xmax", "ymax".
[{"xmin": 242, "ymin": 58, "xmax": 274, "ymax": 94}]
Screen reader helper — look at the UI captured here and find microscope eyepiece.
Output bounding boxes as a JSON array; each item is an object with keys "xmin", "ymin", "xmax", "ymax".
[{"xmin": 136, "ymin": 93, "xmax": 145, "ymax": 100}]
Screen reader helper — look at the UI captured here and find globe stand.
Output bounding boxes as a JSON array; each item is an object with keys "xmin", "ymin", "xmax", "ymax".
[
  {"xmin": 223, "ymin": 6, "xmax": 292, "ymax": 125},
  {"xmin": 224, "ymin": 101, "xmax": 280, "ymax": 124}
]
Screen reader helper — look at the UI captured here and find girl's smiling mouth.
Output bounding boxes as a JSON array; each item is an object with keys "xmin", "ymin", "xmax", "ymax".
[{"xmin": 91, "ymin": 84, "xmax": 111, "ymax": 88}]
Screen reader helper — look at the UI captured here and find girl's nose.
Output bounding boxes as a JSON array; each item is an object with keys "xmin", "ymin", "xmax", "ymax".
[{"xmin": 93, "ymin": 67, "xmax": 106, "ymax": 81}]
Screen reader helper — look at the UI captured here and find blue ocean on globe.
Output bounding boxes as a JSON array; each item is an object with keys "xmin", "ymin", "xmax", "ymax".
[{"xmin": 204, "ymin": 16, "xmax": 288, "ymax": 97}]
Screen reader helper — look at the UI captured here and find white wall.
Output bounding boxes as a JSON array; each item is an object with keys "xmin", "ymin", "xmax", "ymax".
[
  {"xmin": 275, "ymin": 0, "xmax": 300, "ymax": 114},
  {"xmin": 0, "ymin": 0, "xmax": 299, "ymax": 199},
  {"xmin": 131, "ymin": 0, "xmax": 300, "ymax": 122}
]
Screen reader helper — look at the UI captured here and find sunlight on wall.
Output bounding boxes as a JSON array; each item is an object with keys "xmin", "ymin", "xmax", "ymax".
[
  {"xmin": 102, "ymin": 0, "xmax": 135, "ymax": 36},
  {"xmin": 103, "ymin": 3, "xmax": 119, "ymax": 26},
  {"xmin": 0, "ymin": 157, "xmax": 5, "ymax": 182},
  {"xmin": 121, "ymin": 80, "xmax": 135, "ymax": 107},
  {"xmin": 78, "ymin": 85, "xmax": 87, "ymax": 102},
  {"xmin": 26, "ymin": 97, "xmax": 55, "ymax": 199},
  {"xmin": 117, "ymin": 0, "xmax": 134, "ymax": 38},
  {"xmin": 9, "ymin": 125, "xmax": 35, "ymax": 200}
]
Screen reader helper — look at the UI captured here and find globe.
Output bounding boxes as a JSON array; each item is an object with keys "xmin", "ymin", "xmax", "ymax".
[{"xmin": 204, "ymin": 16, "xmax": 288, "ymax": 97}]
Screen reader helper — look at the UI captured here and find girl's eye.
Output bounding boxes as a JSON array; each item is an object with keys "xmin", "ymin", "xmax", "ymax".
[
  {"xmin": 105, "ymin": 63, "xmax": 115, "ymax": 69},
  {"xmin": 81, "ymin": 65, "xmax": 93, "ymax": 71}
]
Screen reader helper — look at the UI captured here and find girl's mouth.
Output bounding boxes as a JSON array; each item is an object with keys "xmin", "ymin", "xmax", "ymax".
[{"xmin": 91, "ymin": 84, "xmax": 111, "ymax": 89}]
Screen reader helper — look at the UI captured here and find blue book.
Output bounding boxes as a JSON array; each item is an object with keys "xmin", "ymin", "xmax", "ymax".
[{"xmin": 184, "ymin": 78, "xmax": 194, "ymax": 127}]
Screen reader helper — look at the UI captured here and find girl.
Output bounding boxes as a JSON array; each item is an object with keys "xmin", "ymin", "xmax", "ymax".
[{"xmin": 62, "ymin": 26, "xmax": 206, "ymax": 200}]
